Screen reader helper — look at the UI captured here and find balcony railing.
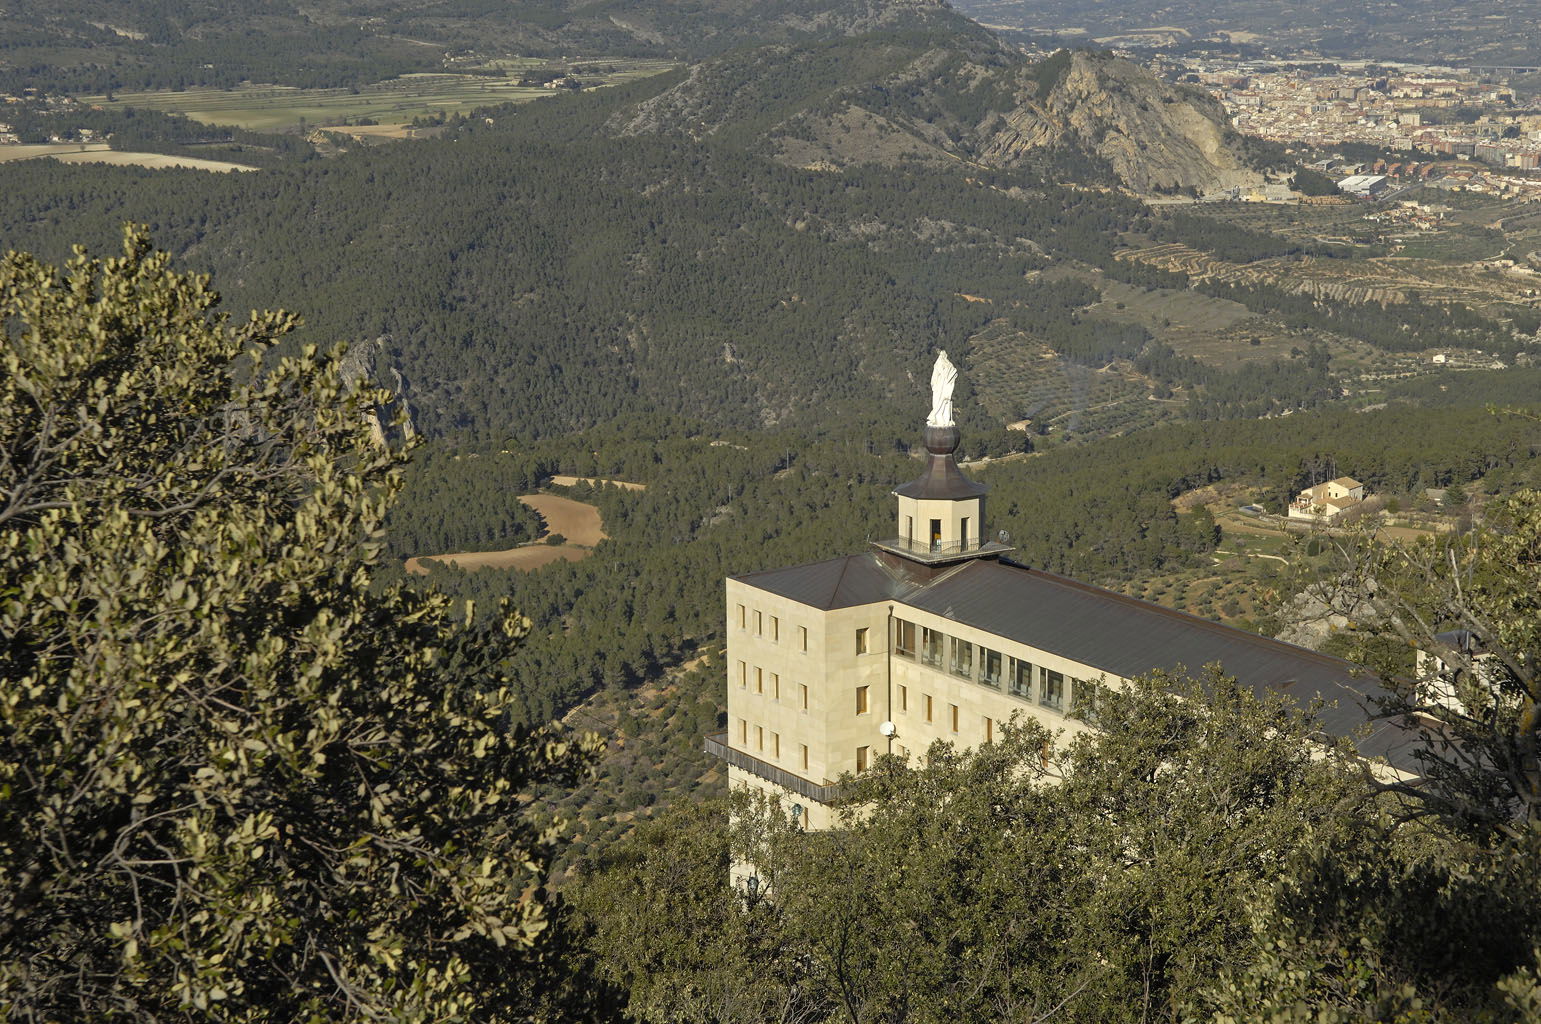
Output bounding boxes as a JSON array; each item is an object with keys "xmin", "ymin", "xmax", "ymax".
[
  {"xmin": 704, "ymin": 733, "xmax": 844, "ymax": 804},
  {"xmin": 871, "ymin": 536, "xmax": 1012, "ymax": 564}
]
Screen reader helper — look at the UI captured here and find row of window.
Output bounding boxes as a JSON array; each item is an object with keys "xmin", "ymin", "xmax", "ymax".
[
  {"xmin": 893, "ymin": 618, "xmax": 1105, "ymax": 718},
  {"xmin": 736, "ymin": 717, "xmax": 812, "ymax": 771},
  {"xmin": 736, "ymin": 604, "xmax": 810, "ymax": 651},
  {"xmin": 891, "ymin": 684, "xmax": 997, "ymax": 739},
  {"xmin": 735, "ymin": 662, "xmax": 811, "ymax": 709}
]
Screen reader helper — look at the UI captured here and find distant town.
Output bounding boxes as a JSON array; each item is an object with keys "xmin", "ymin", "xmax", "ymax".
[{"xmin": 1158, "ymin": 57, "xmax": 1541, "ymax": 202}]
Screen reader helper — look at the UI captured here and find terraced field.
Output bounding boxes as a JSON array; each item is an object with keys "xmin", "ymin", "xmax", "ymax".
[{"xmin": 965, "ymin": 320, "xmax": 1178, "ymax": 438}]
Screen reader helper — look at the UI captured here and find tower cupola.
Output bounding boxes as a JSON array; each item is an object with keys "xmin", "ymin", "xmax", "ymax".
[{"xmin": 873, "ymin": 351, "xmax": 1011, "ymax": 567}]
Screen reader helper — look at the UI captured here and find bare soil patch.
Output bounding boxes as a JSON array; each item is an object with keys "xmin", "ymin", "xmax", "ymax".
[
  {"xmin": 405, "ymin": 493, "xmax": 607, "ymax": 574},
  {"xmin": 408, "ymin": 545, "xmax": 589, "ymax": 573},
  {"xmin": 549, "ymin": 475, "xmax": 646, "ymax": 491},
  {"xmin": 0, "ymin": 143, "xmax": 256, "ymax": 172},
  {"xmin": 521, "ymin": 493, "xmax": 606, "ymax": 545}
]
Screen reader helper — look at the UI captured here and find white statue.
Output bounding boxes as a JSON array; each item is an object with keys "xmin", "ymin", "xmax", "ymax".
[{"xmin": 927, "ymin": 350, "xmax": 957, "ymax": 427}]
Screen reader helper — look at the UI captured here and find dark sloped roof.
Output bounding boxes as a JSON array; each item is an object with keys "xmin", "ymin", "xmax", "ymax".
[
  {"xmin": 893, "ymin": 454, "xmax": 989, "ymax": 500},
  {"xmin": 732, "ymin": 554, "xmax": 902, "ymax": 610},
  {"xmin": 736, "ymin": 552, "xmax": 1417, "ymax": 766},
  {"xmin": 903, "ymin": 559, "xmax": 1413, "ymax": 764}
]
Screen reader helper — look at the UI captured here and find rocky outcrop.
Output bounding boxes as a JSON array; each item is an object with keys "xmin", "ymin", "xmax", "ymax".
[
  {"xmin": 977, "ymin": 51, "xmax": 1262, "ymax": 194},
  {"xmin": 617, "ymin": 37, "xmax": 1265, "ymax": 195}
]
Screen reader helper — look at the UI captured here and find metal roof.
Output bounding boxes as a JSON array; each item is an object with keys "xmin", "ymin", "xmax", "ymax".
[
  {"xmin": 734, "ymin": 552, "xmax": 1418, "ymax": 766},
  {"xmin": 893, "ymin": 453, "xmax": 989, "ymax": 501}
]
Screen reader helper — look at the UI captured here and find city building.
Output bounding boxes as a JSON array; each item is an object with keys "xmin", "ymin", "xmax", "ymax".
[
  {"xmin": 1338, "ymin": 174, "xmax": 1391, "ymax": 198},
  {"xmin": 709, "ymin": 359, "xmax": 1409, "ymax": 880}
]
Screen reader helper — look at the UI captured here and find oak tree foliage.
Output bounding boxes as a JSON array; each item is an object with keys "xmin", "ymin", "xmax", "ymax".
[{"xmin": 0, "ymin": 229, "xmax": 604, "ymax": 1021}]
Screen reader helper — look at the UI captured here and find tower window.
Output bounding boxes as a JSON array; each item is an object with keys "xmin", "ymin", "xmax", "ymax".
[
  {"xmin": 800, "ymin": 743, "xmax": 809, "ymax": 770},
  {"xmin": 772, "ymin": 673, "xmax": 780, "ymax": 700},
  {"xmin": 799, "ymin": 625, "xmax": 808, "ymax": 651},
  {"xmin": 756, "ymin": 667, "xmax": 763, "ymax": 694},
  {"xmin": 950, "ymin": 703, "xmax": 959, "ymax": 733},
  {"xmin": 800, "ymin": 683, "xmax": 809, "ymax": 711},
  {"xmin": 755, "ymin": 610, "xmax": 762, "ymax": 635},
  {"xmin": 756, "ymin": 726, "xmax": 764, "ymax": 751},
  {"xmin": 771, "ymin": 615, "xmax": 779, "ymax": 642},
  {"xmin": 737, "ymin": 604, "xmax": 746, "ymax": 629},
  {"xmin": 856, "ymin": 685, "xmax": 869, "ymax": 715},
  {"xmin": 898, "ymin": 684, "xmax": 908, "ymax": 713},
  {"xmin": 855, "ymin": 627, "xmax": 869, "ymax": 654},
  {"xmin": 856, "ymin": 746, "xmax": 869, "ymax": 773},
  {"xmin": 924, "ymin": 694, "xmax": 934, "ymax": 723},
  {"xmin": 738, "ymin": 661, "xmax": 747, "ymax": 688}
]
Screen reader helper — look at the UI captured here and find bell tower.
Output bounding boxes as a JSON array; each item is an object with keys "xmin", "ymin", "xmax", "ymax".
[
  {"xmin": 894, "ymin": 422, "xmax": 987, "ymax": 553},
  {"xmin": 873, "ymin": 351, "xmax": 1011, "ymax": 570}
]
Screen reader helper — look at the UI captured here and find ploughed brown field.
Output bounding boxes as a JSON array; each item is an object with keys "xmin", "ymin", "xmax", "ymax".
[{"xmin": 405, "ymin": 494, "xmax": 606, "ymax": 574}]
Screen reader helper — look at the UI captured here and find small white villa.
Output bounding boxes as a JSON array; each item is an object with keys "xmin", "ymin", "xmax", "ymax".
[{"xmin": 1289, "ymin": 476, "xmax": 1366, "ymax": 522}]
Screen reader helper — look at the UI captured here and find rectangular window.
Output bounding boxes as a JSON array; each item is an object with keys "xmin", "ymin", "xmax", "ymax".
[
  {"xmin": 755, "ymin": 610, "xmax": 763, "ymax": 635},
  {"xmin": 771, "ymin": 615, "xmax": 779, "ymax": 642},
  {"xmin": 924, "ymin": 694, "xmax": 934, "ymax": 723},
  {"xmin": 898, "ymin": 684, "xmax": 908, "ymax": 713},
  {"xmin": 1010, "ymin": 658, "xmax": 1033, "ymax": 700},
  {"xmin": 772, "ymin": 673, "xmax": 780, "ymax": 700},
  {"xmin": 950, "ymin": 703, "xmax": 959, "ymax": 733},
  {"xmin": 950, "ymin": 637, "xmax": 974, "ymax": 679},
  {"xmin": 984, "ymin": 717, "xmax": 994, "ymax": 744},
  {"xmin": 856, "ymin": 746, "xmax": 869, "ymax": 773},
  {"xmin": 772, "ymin": 732, "xmax": 780, "ymax": 758},
  {"xmin": 800, "ymin": 743, "xmax": 809, "ymax": 770},
  {"xmin": 756, "ymin": 726, "xmax": 764, "ymax": 751},
  {"xmin": 755, "ymin": 667, "xmax": 763, "ymax": 694},
  {"xmin": 738, "ymin": 718, "xmax": 747, "ymax": 744},
  {"xmin": 1040, "ymin": 668, "xmax": 1064, "ymax": 712},
  {"xmin": 981, "ymin": 648, "xmax": 1003, "ymax": 688},
  {"xmin": 856, "ymin": 627, "xmax": 869, "ymax": 655},
  {"xmin": 921, "ymin": 628, "xmax": 944, "ymax": 667},
  {"xmin": 799, "ymin": 625, "xmax": 808, "ymax": 652},
  {"xmin": 800, "ymin": 684, "xmax": 809, "ymax": 711},
  {"xmin": 737, "ymin": 604, "xmax": 746, "ymax": 629},
  {"xmin": 894, "ymin": 619, "xmax": 916, "ymax": 658},
  {"xmin": 738, "ymin": 661, "xmax": 747, "ymax": 689},
  {"xmin": 856, "ymin": 685, "xmax": 870, "ymax": 715}
]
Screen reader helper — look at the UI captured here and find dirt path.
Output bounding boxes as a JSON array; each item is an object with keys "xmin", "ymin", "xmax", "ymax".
[{"xmin": 405, "ymin": 493, "xmax": 606, "ymax": 574}]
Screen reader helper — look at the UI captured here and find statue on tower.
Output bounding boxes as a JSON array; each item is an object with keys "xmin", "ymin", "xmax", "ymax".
[{"xmin": 927, "ymin": 350, "xmax": 957, "ymax": 428}]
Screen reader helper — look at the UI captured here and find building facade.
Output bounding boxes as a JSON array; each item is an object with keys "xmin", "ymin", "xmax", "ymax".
[{"xmin": 710, "ymin": 411, "xmax": 1408, "ymax": 871}]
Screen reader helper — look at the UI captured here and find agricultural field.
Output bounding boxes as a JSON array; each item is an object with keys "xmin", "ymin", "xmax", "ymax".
[
  {"xmin": 965, "ymin": 319, "xmax": 1180, "ymax": 438},
  {"xmin": 405, "ymin": 492, "xmax": 606, "ymax": 573},
  {"xmin": 0, "ymin": 142, "xmax": 256, "ymax": 171},
  {"xmin": 79, "ymin": 59, "xmax": 675, "ymax": 134},
  {"xmin": 1183, "ymin": 200, "xmax": 1541, "ymax": 316}
]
